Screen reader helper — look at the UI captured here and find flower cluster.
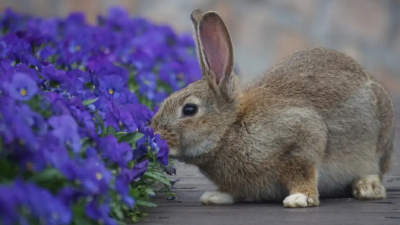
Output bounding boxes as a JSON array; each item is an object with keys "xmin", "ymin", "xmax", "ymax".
[{"xmin": 0, "ymin": 6, "xmax": 200, "ymax": 225}]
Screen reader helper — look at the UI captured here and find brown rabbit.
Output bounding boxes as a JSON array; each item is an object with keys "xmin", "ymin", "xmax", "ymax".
[{"xmin": 151, "ymin": 9, "xmax": 395, "ymax": 208}]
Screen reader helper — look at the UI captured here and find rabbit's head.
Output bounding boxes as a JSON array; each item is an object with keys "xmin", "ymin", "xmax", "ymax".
[{"xmin": 151, "ymin": 9, "xmax": 240, "ymax": 160}]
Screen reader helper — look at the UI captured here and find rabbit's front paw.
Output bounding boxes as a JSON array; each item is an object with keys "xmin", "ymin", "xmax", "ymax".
[
  {"xmin": 283, "ymin": 193, "xmax": 319, "ymax": 208},
  {"xmin": 353, "ymin": 174, "xmax": 386, "ymax": 200},
  {"xmin": 200, "ymin": 191, "xmax": 234, "ymax": 205}
]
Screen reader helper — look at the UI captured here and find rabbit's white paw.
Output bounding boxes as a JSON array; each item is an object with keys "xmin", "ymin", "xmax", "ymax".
[
  {"xmin": 283, "ymin": 193, "xmax": 308, "ymax": 208},
  {"xmin": 353, "ymin": 174, "xmax": 386, "ymax": 200},
  {"xmin": 200, "ymin": 191, "xmax": 234, "ymax": 205},
  {"xmin": 283, "ymin": 193, "xmax": 319, "ymax": 208}
]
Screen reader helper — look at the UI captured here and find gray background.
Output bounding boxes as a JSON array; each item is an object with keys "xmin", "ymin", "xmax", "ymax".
[{"xmin": 2, "ymin": 0, "xmax": 400, "ymax": 94}]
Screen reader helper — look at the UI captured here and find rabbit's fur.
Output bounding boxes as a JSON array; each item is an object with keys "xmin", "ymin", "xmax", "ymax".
[{"xmin": 151, "ymin": 9, "xmax": 395, "ymax": 207}]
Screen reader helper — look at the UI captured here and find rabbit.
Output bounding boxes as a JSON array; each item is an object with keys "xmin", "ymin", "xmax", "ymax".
[{"xmin": 151, "ymin": 9, "xmax": 395, "ymax": 208}]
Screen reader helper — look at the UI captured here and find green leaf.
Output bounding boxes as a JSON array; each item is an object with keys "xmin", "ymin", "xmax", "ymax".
[
  {"xmin": 138, "ymin": 212, "xmax": 148, "ymax": 218},
  {"xmin": 145, "ymin": 188, "xmax": 155, "ymax": 196},
  {"xmin": 144, "ymin": 171, "xmax": 171, "ymax": 186},
  {"xmin": 48, "ymin": 80, "xmax": 60, "ymax": 88},
  {"xmin": 72, "ymin": 216, "xmax": 95, "ymax": 225},
  {"xmin": 30, "ymin": 168, "xmax": 64, "ymax": 183},
  {"xmin": 71, "ymin": 201, "xmax": 97, "ymax": 225},
  {"xmin": 129, "ymin": 187, "xmax": 141, "ymax": 198},
  {"xmin": 135, "ymin": 200, "xmax": 157, "ymax": 207},
  {"xmin": 30, "ymin": 168, "xmax": 67, "ymax": 193},
  {"xmin": 111, "ymin": 203, "xmax": 124, "ymax": 220},
  {"xmin": 131, "ymin": 215, "xmax": 138, "ymax": 223},
  {"xmin": 107, "ymin": 125, "xmax": 116, "ymax": 134},
  {"xmin": 114, "ymin": 131, "xmax": 127, "ymax": 140},
  {"xmin": 80, "ymin": 137, "xmax": 90, "ymax": 145},
  {"xmin": 0, "ymin": 158, "xmax": 19, "ymax": 182},
  {"xmin": 118, "ymin": 132, "xmax": 144, "ymax": 144},
  {"xmin": 94, "ymin": 112, "xmax": 105, "ymax": 135},
  {"xmin": 82, "ymin": 98, "xmax": 98, "ymax": 106}
]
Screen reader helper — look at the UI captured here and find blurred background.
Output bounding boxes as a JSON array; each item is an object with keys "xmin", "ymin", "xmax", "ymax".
[{"xmin": 1, "ymin": 0, "xmax": 400, "ymax": 95}]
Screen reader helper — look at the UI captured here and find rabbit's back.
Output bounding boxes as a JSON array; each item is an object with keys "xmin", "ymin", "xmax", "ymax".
[
  {"xmin": 239, "ymin": 47, "xmax": 394, "ymax": 197},
  {"xmin": 245, "ymin": 47, "xmax": 369, "ymax": 110}
]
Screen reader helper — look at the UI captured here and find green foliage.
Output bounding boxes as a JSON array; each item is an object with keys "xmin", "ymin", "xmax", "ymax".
[{"xmin": 82, "ymin": 98, "xmax": 99, "ymax": 106}]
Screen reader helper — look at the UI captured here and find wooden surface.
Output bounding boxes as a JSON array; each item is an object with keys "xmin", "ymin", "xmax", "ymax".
[{"xmin": 140, "ymin": 97, "xmax": 400, "ymax": 225}]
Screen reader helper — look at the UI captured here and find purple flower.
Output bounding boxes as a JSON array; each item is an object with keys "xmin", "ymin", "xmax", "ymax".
[
  {"xmin": 97, "ymin": 135, "xmax": 133, "ymax": 167},
  {"xmin": 131, "ymin": 159, "xmax": 149, "ymax": 181},
  {"xmin": 59, "ymin": 158, "xmax": 112, "ymax": 195},
  {"xmin": 68, "ymin": 97, "xmax": 96, "ymax": 137},
  {"xmin": 149, "ymin": 134, "xmax": 169, "ymax": 166},
  {"xmin": 136, "ymin": 72, "xmax": 157, "ymax": 100},
  {"xmin": 3, "ymin": 72, "xmax": 38, "ymax": 101},
  {"xmin": 23, "ymin": 182, "xmax": 72, "ymax": 225},
  {"xmin": 85, "ymin": 201, "xmax": 117, "ymax": 225},
  {"xmin": 19, "ymin": 104, "xmax": 48, "ymax": 136},
  {"xmin": 91, "ymin": 64, "xmax": 129, "ymax": 99},
  {"xmin": 0, "ymin": 58, "xmax": 13, "ymax": 73},
  {"xmin": 0, "ymin": 99, "xmax": 50, "ymax": 150},
  {"xmin": 21, "ymin": 54, "xmax": 42, "ymax": 70},
  {"xmin": 158, "ymin": 63, "xmax": 181, "ymax": 91},
  {"xmin": 41, "ymin": 64, "xmax": 67, "ymax": 83},
  {"xmin": 115, "ymin": 171, "xmax": 135, "ymax": 207},
  {"xmin": 98, "ymin": 74, "xmax": 125, "ymax": 98},
  {"xmin": 126, "ymin": 103, "xmax": 154, "ymax": 122},
  {"xmin": 34, "ymin": 134, "xmax": 70, "ymax": 168},
  {"xmin": 116, "ymin": 91, "xmax": 138, "ymax": 105},
  {"xmin": 13, "ymin": 118, "xmax": 38, "ymax": 146},
  {"xmin": 0, "ymin": 184, "xmax": 21, "ymax": 225},
  {"xmin": 91, "ymin": 96, "xmax": 109, "ymax": 114},
  {"xmin": 16, "ymin": 147, "xmax": 47, "ymax": 172},
  {"xmin": 104, "ymin": 102, "xmax": 121, "ymax": 131},
  {"xmin": 38, "ymin": 46, "xmax": 56, "ymax": 60},
  {"xmin": 48, "ymin": 114, "xmax": 81, "ymax": 152},
  {"xmin": 57, "ymin": 187, "xmax": 82, "ymax": 207},
  {"xmin": 45, "ymin": 92, "xmax": 72, "ymax": 115},
  {"xmin": 0, "ymin": 34, "xmax": 31, "ymax": 59},
  {"xmin": 0, "ymin": 6, "xmax": 205, "ymax": 223},
  {"xmin": 0, "ymin": 181, "xmax": 72, "ymax": 225},
  {"xmin": 107, "ymin": 6, "xmax": 130, "ymax": 24},
  {"xmin": 133, "ymin": 144, "xmax": 148, "ymax": 160},
  {"xmin": 105, "ymin": 102, "xmax": 137, "ymax": 132}
]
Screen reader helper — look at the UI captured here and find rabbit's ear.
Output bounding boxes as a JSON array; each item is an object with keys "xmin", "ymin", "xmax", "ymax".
[
  {"xmin": 190, "ymin": 9, "xmax": 207, "ymax": 73},
  {"xmin": 198, "ymin": 11, "xmax": 234, "ymax": 86}
]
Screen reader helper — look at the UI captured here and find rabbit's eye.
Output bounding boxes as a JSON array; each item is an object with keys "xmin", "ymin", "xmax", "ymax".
[{"xmin": 182, "ymin": 103, "xmax": 198, "ymax": 116}]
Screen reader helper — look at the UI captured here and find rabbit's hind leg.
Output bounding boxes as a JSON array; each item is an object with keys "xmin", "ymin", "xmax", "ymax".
[
  {"xmin": 352, "ymin": 81, "xmax": 394, "ymax": 201},
  {"xmin": 352, "ymin": 174, "xmax": 386, "ymax": 200}
]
